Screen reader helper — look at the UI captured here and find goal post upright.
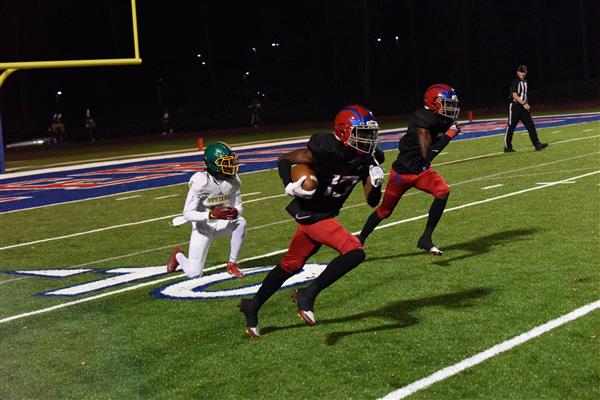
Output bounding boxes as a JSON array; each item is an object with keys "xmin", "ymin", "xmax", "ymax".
[{"xmin": 0, "ymin": 0, "xmax": 142, "ymax": 172}]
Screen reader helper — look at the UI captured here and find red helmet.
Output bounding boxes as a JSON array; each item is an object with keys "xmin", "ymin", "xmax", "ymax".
[
  {"xmin": 424, "ymin": 84, "xmax": 460, "ymax": 120},
  {"xmin": 334, "ymin": 105, "xmax": 379, "ymax": 155}
]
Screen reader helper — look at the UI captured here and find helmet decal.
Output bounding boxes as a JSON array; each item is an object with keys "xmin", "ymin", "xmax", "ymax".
[
  {"xmin": 424, "ymin": 83, "xmax": 460, "ymax": 120},
  {"xmin": 334, "ymin": 105, "xmax": 380, "ymax": 155}
]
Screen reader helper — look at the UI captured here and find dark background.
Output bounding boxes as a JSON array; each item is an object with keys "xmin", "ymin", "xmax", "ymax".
[{"xmin": 1, "ymin": 0, "xmax": 598, "ymax": 142}]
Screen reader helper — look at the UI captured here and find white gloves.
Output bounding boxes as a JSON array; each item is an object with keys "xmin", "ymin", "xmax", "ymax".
[
  {"xmin": 369, "ymin": 165, "xmax": 385, "ymax": 188},
  {"xmin": 285, "ymin": 176, "xmax": 316, "ymax": 199}
]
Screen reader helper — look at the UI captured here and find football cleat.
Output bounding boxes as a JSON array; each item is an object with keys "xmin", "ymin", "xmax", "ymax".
[
  {"xmin": 166, "ymin": 247, "xmax": 183, "ymax": 273},
  {"xmin": 292, "ymin": 289, "xmax": 316, "ymax": 326},
  {"xmin": 535, "ymin": 143, "xmax": 548, "ymax": 151},
  {"xmin": 417, "ymin": 237, "xmax": 444, "ymax": 256},
  {"xmin": 227, "ymin": 262, "xmax": 245, "ymax": 278},
  {"xmin": 503, "ymin": 147, "xmax": 516, "ymax": 153},
  {"xmin": 238, "ymin": 298, "xmax": 259, "ymax": 338}
]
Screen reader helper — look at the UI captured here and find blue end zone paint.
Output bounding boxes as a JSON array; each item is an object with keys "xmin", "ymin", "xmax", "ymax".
[{"xmin": 1, "ymin": 113, "xmax": 598, "ymax": 213}]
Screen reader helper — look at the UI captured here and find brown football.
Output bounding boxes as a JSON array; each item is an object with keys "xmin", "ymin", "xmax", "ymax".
[{"xmin": 291, "ymin": 164, "xmax": 318, "ymax": 191}]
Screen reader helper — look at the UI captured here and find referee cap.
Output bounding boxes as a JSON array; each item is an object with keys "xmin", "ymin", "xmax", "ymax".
[{"xmin": 517, "ymin": 65, "xmax": 528, "ymax": 73}]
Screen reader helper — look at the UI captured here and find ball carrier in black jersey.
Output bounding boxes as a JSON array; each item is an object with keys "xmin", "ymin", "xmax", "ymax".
[
  {"xmin": 358, "ymin": 84, "xmax": 461, "ymax": 256},
  {"xmin": 238, "ymin": 105, "xmax": 385, "ymax": 337},
  {"xmin": 503, "ymin": 65, "xmax": 547, "ymax": 152}
]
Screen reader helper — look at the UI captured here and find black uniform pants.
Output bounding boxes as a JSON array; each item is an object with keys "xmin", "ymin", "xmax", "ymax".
[{"xmin": 504, "ymin": 103, "xmax": 541, "ymax": 150}]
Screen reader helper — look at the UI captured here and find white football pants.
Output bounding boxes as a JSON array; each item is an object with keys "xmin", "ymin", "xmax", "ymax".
[{"xmin": 176, "ymin": 216, "xmax": 247, "ymax": 278}]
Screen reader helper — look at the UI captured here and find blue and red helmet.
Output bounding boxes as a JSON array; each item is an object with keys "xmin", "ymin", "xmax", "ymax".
[
  {"xmin": 424, "ymin": 84, "xmax": 460, "ymax": 120},
  {"xmin": 334, "ymin": 105, "xmax": 379, "ymax": 155}
]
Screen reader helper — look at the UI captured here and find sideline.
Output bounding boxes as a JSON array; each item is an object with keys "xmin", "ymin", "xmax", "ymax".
[{"xmin": 1, "ymin": 169, "xmax": 598, "ymax": 324}]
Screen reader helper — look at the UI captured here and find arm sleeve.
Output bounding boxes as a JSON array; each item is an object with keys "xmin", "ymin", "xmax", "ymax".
[
  {"xmin": 374, "ymin": 147, "xmax": 385, "ymax": 165},
  {"xmin": 366, "ymin": 184, "xmax": 382, "ymax": 207},
  {"xmin": 277, "ymin": 158, "xmax": 293, "ymax": 186},
  {"xmin": 232, "ymin": 177, "xmax": 243, "ymax": 216},
  {"xmin": 182, "ymin": 189, "xmax": 209, "ymax": 222},
  {"xmin": 426, "ymin": 135, "xmax": 452, "ymax": 162}
]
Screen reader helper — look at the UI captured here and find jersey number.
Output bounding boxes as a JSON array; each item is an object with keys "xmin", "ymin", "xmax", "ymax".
[{"xmin": 323, "ymin": 175, "xmax": 360, "ymax": 198}]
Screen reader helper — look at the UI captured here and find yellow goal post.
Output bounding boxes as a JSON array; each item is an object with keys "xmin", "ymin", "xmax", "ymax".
[
  {"xmin": 0, "ymin": 0, "xmax": 142, "ymax": 172},
  {"xmin": 0, "ymin": 0, "xmax": 142, "ymax": 88}
]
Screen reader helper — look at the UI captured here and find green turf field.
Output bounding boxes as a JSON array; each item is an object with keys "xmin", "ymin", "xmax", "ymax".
[{"xmin": 1, "ymin": 121, "xmax": 599, "ymax": 399}]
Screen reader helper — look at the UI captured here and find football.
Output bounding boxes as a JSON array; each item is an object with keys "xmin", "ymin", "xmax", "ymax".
[{"xmin": 291, "ymin": 164, "xmax": 318, "ymax": 191}]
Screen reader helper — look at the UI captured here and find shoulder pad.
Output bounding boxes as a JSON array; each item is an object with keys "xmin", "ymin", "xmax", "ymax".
[
  {"xmin": 308, "ymin": 133, "xmax": 340, "ymax": 160},
  {"xmin": 189, "ymin": 172, "xmax": 209, "ymax": 194},
  {"xmin": 412, "ymin": 108, "xmax": 439, "ymax": 129}
]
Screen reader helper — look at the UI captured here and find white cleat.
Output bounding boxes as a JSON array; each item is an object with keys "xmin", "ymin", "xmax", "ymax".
[
  {"xmin": 245, "ymin": 326, "xmax": 260, "ymax": 338},
  {"xmin": 428, "ymin": 246, "xmax": 443, "ymax": 256},
  {"xmin": 298, "ymin": 310, "xmax": 316, "ymax": 326}
]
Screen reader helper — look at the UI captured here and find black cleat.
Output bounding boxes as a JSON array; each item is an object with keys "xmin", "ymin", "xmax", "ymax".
[
  {"xmin": 238, "ymin": 298, "xmax": 260, "ymax": 337},
  {"xmin": 291, "ymin": 289, "xmax": 316, "ymax": 326},
  {"xmin": 503, "ymin": 148, "xmax": 516, "ymax": 153},
  {"xmin": 534, "ymin": 143, "xmax": 548, "ymax": 151},
  {"xmin": 417, "ymin": 236, "xmax": 443, "ymax": 256}
]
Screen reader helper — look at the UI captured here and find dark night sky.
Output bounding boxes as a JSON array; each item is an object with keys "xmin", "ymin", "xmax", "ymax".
[{"xmin": 1, "ymin": 0, "xmax": 598, "ymax": 141}]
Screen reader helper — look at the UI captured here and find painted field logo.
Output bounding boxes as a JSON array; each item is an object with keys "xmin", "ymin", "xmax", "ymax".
[{"xmin": 6, "ymin": 264, "xmax": 326, "ymax": 299}]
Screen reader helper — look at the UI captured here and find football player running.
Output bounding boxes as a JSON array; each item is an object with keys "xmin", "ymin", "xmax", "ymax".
[
  {"xmin": 238, "ymin": 105, "xmax": 385, "ymax": 337},
  {"xmin": 358, "ymin": 84, "xmax": 461, "ymax": 256},
  {"xmin": 166, "ymin": 142, "xmax": 246, "ymax": 279}
]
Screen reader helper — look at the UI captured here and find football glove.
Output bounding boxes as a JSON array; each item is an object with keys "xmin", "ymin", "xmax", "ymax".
[
  {"xmin": 445, "ymin": 123, "xmax": 461, "ymax": 139},
  {"xmin": 285, "ymin": 176, "xmax": 316, "ymax": 199},
  {"xmin": 209, "ymin": 205, "xmax": 239, "ymax": 220},
  {"xmin": 369, "ymin": 165, "xmax": 385, "ymax": 188}
]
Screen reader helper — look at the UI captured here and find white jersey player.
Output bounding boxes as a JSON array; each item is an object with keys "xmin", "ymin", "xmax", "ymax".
[{"xmin": 167, "ymin": 142, "xmax": 246, "ymax": 278}]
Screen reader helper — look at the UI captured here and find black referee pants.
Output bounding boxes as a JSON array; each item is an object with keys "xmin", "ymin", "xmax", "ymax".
[{"xmin": 504, "ymin": 103, "xmax": 541, "ymax": 150}]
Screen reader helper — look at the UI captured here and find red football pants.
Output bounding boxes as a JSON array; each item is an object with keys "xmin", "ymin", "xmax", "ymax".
[
  {"xmin": 376, "ymin": 167, "xmax": 449, "ymax": 219},
  {"xmin": 280, "ymin": 218, "xmax": 362, "ymax": 273}
]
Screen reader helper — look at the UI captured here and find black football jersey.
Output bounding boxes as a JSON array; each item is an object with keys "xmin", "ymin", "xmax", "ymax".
[
  {"xmin": 392, "ymin": 108, "xmax": 453, "ymax": 174},
  {"xmin": 286, "ymin": 133, "xmax": 385, "ymax": 224}
]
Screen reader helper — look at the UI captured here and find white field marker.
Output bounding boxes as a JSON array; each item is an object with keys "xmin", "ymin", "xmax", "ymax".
[
  {"xmin": 379, "ymin": 300, "xmax": 600, "ymax": 400},
  {"xmin": 481, "ymin": 184, "xmax": 504, "ymax": 190},
  {"xmin": 115, "ymin": 195, "xmax": 141, "ymax": 201},
  {"xmin": 241, "ymin": 192, "xmax": 261, "ymax": 197},
  {"xmin": 154, "ymin": 194, "xmax": 179, "ymax": 200},
  {"xmin": 536, "ymin": 181, "xmax": 576, "ymax": 185}
]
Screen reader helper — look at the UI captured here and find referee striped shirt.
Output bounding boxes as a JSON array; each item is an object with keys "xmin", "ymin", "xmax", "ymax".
[{"xmin": 509, "ymin": 77, "xmax": 528, "ymax": 104}]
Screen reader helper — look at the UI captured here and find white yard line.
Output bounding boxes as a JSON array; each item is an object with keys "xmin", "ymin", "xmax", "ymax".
[
  {"xmin": 241, "ymin": 191, "xmax": 261, "ymax": 197},
  {"xmin": 154, "ymin": 194, "xmax": 179, "ymax": 200},
  {"xmin": 481, "ymin": 184, "xmax": 504, "ymax": 190},
  {"xmin": 536, "ymin": 181, "xmax": 576, "ymax": 185},
  {"xmin": 379, "ymin": 300, "xmax": 600, "ymax": 400},
  {"xmin": 0, "ymin": 276, "xmax": 28, "ymax": 285},
  {"xmin": 115, "ymin": 195, "xmax": 142, "ymax": 201},
  {"xmin": 1, "ymin": 169, "xmax": 598, "ymax": 324},
  {"xmin": 583, "ymin": 128, "xmax": 596, "ymax": 132}
]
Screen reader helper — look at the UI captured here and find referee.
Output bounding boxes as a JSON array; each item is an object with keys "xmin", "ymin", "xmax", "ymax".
[{"xmin": 503, "ymin": 65, "xmax": 548, "ymax": 152}]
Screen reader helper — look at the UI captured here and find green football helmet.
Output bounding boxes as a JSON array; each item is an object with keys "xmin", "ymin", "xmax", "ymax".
[{"xmin": 203, "ymin": 142, "xmax": 239, "ymax": 176}]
